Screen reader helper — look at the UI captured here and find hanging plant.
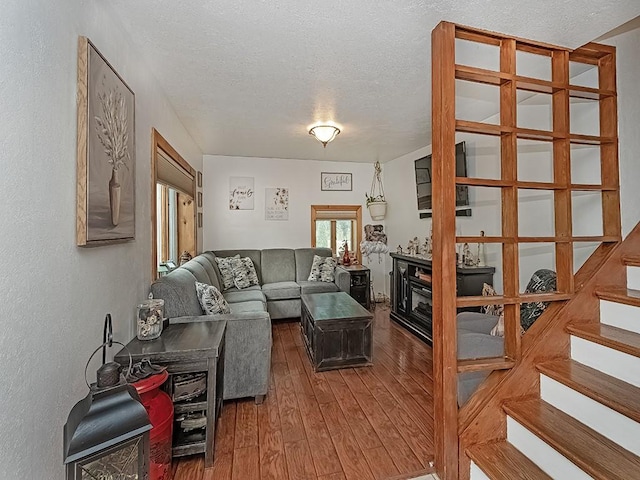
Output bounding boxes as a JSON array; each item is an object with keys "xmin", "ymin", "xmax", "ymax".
[{"xmin": 367, "ymin": 161, "xmax": 386, "ymax": 220}]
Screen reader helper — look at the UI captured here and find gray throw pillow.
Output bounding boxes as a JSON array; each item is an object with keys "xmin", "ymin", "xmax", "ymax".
[
  {"xmin": 215, "ymin": 254, "xmax": 240, "ymax": 290},
  {"xmin": 232, "ymin": 257, "xmax": 260, "ymax": 289},
  {"xmin": 195, "ymin": 281, "xmax": 230, "ymax": 315},
  {"xmin": 308, "ymin": 255, "xmax": 337, "ymax": 282}
]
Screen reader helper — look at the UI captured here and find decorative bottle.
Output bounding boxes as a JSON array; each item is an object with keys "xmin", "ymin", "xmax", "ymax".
[{"xmin": 342, "ymin": 241, "xmax": 351, "ymax": 266}]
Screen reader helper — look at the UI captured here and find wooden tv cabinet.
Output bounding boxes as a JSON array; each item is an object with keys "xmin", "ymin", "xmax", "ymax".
[{"xmin": 390, "ymin": 253, "xmax": 494, "ymax": 344}]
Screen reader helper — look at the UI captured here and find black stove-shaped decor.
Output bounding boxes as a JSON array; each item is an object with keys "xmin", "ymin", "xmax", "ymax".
[{"xmin": 63, "ymin": 314, "xmax": 151, "ymax": 480}]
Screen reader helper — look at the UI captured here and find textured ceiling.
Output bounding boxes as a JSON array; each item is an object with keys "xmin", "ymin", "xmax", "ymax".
[{"xmin": 107, "ymin": 1, "xmax": 640, "ymax": 163}]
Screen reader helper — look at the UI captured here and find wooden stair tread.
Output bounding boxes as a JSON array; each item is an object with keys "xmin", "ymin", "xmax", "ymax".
[
  {"xmin": 457, "ymin": 356, "xmax": 516, "ymax": 373},
  {"xmin": 467, "ymin": 441, "xmax": 552, "ymax": 479},
  {"xmin": 537, "ymin": 359, "xmax": 640, "ymax": 424},
  {"xmin": 596, "ymin": 286, "xmax": 640, "ymax": 307},
  {"xmin": 503, "ymin": 399, "xmax": 640, "ymax": 480},
  {"xmin": 622, "ymin": 254, "xmax": 640, "ymax": 267},
  {"xmin": 567, "ymin": 323, "xmax": 640, "ymax": 358}
]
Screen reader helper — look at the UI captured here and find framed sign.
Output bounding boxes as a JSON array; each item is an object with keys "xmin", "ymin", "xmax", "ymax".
[
  {"xmin": 265, "ymin": 188, "xmax": 289, "ymax": 221},
  {"xmin": 229, "ymin": 176, "xmax": 254, "ymax": 210},
  {"xmin": 321, "ymin": 172, "xmax": 352, "ymax": 191}
]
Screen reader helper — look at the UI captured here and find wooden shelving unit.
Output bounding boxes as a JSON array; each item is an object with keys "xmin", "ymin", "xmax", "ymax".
[{"xmin": 431, "ymin": 21, "xmax": 620, "ymax": 479}]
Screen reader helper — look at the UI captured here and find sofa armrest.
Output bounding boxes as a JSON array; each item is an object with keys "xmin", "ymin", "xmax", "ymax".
[
  {"xmin": 169, "ymin": 311, "xmax": 272, "ymax": 401},
  {"xmin": 334, "ymin": 267, "xmax": 351, "ymax": 293}
]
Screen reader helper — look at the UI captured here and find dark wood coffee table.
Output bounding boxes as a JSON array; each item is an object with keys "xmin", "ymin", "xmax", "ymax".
[{"xmin": 300, "ymin": 292, "xmax": 373, "ymax": 371}]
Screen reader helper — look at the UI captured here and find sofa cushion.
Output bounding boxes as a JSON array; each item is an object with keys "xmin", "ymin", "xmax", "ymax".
[
  {"xmin": 223, "ymin": 289, "xmax": 267, "ymax": 307},
  {"xmin": 181, "ymin": 258, "xmax": 214, "ymax": 285},
  {"xmin": 457, "ymin": 330, "xmax": 504, "ymax": 360},
  {"xmin": 229, "ymin": 300, "xmax": 267, "ymax": 314},
  {"xmin": 232, "ymin": 257, "xmax": 260, "ymax": 289},
  {"xmin": 192, "ymin": 256, "xmax": 222, "ymax": 291},
  {"xmin": 295, "ymin": 248, "xmax": 334, "ymax": 282},
  {"xmin": 261, "ymin": 249, "xmax": 296, "ymax": 284},
  {"xmin": 215, "ymin": 255, "xmax": 240, "ymax": 290},
  {"xmin": 195, "ymin": 281, "xmax": 230, "ymax": 315},
  {"xmin": 298, "ymin": 280, "xmax": 340, "ymax": 295},
  {"xmin": 262, "ymin": 281, "xmax": 301, "ymax": 300},
  {"xmin": 308, "ymin": 255, "xmax": 338, "ymax": 282}
]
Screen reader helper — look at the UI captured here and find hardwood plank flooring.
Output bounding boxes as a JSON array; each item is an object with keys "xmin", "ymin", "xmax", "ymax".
[{"xmin": 172, "ymin": 305, "xmax": 434, "ymax": 480}]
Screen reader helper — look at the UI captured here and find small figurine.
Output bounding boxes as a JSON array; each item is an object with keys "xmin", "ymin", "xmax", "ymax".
[
  {"xmin": 477, "ymin": 230, "xmax": 487, "ymax": 266},
  {"xmin": 397, "ymin": 245, "xmax": 403, "ymax": 254}
]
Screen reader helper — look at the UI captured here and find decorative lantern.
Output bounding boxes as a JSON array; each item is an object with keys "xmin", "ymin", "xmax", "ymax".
[{"xmin": 64, "ymin": 315, "xmax": 152, "ymax": 480}]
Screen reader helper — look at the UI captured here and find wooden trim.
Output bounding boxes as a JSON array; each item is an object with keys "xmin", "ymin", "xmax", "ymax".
[
  {"xmin": 151, "ymin": 128, "xmax": 196, "ymax": 279},
  {"xmin": 310, "ymin": 205, "xmax": 363, "ymax": 264},
  {"xmin": 431, "ymin": 21, "xmax": 459, "ymax": 480},
  {"xmin": 76, "ymin": 36, "xmax": 89, "ymax": 246}
]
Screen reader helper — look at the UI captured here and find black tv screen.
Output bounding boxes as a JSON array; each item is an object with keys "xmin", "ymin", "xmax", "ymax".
[{"xmin": 415, "ymin": 141, "xmax": 470, "ymax": 216}]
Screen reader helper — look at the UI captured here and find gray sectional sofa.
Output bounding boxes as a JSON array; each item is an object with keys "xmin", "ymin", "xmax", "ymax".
[{"xmin": 150, "ymin": 247, "xmax": 348, "ymax": 403}]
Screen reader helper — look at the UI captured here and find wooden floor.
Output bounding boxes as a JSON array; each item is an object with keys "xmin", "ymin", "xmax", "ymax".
[{"xmin": 172, "ymin": 305, "xmax": 435, "ymax": 480}]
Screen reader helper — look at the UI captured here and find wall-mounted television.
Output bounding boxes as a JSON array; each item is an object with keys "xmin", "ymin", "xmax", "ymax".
[{"xmin": 415, "ymin": 141, "xmax": 471, "ymax": 218}]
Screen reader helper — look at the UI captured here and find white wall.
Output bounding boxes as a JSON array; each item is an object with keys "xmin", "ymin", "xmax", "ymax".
[
  {"xmin": 202, "ymin": 155, "xmax": 389, "ymax": 296},
  {"xmin": 605, "ymin": 24, "xmax": 640, "ymax": 237},
  {"xmin": 0, "ymin": 2, "xmax": 201, "ymax": 478}
]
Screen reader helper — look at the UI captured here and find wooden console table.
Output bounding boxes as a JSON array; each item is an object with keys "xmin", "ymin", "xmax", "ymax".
[{"xmin": 114, "ymin": 320, "xmax": 226, "ymax": 468}]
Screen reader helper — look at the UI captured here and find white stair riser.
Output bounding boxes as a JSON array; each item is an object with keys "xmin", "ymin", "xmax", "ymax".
[
  {"xmin": 600, "ymin": 299, "xmax": 640, "ymax": 334},
  {"xmin": 507, "ymin": 417, "xmax": 590, "ymax": 479},
  {"xmin": 627, "ymin": 265, "xmax": 640, "ymax": 290},
  {"xmin": 540, "ymin": 375, "xmax": 640, "ymax": 455},
  {"xmin": 470, "ymin": 462, "xmax": 490, "ymax": 480},
  {"xmin": 571, "ymin": 336, "xmax": 640, "ymax": 388}
]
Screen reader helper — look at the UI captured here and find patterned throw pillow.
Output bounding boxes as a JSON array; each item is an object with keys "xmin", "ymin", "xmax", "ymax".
[
  {"xmin": 195, "ymin": 281, "xmax": 230, "ymax": 315},
  {"xmin": 307, "ymin": 255, "xmax": 337, "ymax": 283},
  {"xmin": 215, "ymin": 255, "xmax": 240, "ymax": 290},
  {"xmin": 232, "ymin": 257, "xmax": 260, "ymax": 289}
]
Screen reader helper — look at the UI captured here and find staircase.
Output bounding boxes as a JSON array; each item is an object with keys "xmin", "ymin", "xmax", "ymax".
[{"xmin": 467, "ymin": 256, "xmax": 640, "ymax": 479}]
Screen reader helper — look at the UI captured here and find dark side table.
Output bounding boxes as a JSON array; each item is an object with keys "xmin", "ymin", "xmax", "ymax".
[
  {"xmin": 336, "ymin": 264, "xmax": 371, "ymax": 309},
  {"xmin": 114, "ymin": 320, "xmax": 226, "ymax": 468}
]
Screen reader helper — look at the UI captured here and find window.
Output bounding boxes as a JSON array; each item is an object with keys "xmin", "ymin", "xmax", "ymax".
[
  {"xmin": 311, "ymin": 205, "xmax": 362, "ymax": 263},
  {"xmin": 152, "ymin": 129, "xmax": 196, "ymax": 279}
]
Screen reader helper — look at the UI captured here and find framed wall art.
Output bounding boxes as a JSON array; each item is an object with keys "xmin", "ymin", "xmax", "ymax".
[
  {"xmin": 197, "ymin": 171, "xmax": 202, "ymax": 188},
  {"xmin": 321, "ymin": 172, "xmax": 352, "ymax": 191},
  {"xmin": 229, "ymin": 176, "xmax": 254, "ymax": 210},
  {"xmin": 76, "ymin": 36, "xmax": 135, "ymax": 246},
  {"xmin": 265, "ymin": 188, "xmax": 289, "ymax": 221}
]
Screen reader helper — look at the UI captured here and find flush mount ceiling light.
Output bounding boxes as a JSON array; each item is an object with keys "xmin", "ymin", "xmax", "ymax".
[{"xmin": 309, "ymin": 124, "xmax": 340, "ymax": 148}]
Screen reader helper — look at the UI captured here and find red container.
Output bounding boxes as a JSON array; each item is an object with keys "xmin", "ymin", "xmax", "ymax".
[{"xmin": 133, "ymin": 370, "xmax": 173, "ymax": 480}]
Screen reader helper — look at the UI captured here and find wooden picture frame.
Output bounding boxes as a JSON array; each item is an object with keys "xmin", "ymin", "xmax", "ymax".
[
  {"xmin": 197, "ymin": 171, "xmax": 202, "ymax": 188},
  {"xmin": 76, "ymin": 36, "xmax": 135, "ymax": 246},
  {"xmin": 198, "ymin": 212, "xmax": 203, "ymax": 228},
  {"xmin": 197, "ymin": 192, "xmax": 202, "ymax": 208},
  {"xmin": 321, "ymin": 172, "xmax": 352, "ymax": 191}
]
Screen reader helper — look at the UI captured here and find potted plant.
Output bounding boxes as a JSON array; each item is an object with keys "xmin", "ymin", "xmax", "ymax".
[{"xmin": 366, "ymin": 161, "xmax": 387, "ymax": 220}]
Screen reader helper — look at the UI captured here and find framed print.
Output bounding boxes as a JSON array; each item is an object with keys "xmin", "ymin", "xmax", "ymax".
[
  {"xmin": 321, "ymin": 172, "xmax": 352, "ymax": 191},
  {"xmin": 265, "ymin": 188, "xmax": 289, "ymax": 221},
  {"xmin": 229, "ymin": 176, "xmax": 254, "ymax": 210},
  {"xmin": 197, "ymin": 171, "xmax": 202, "ymax": 188},
  {"xmin": 197, "ymin": 191, "xmax": 202, "ymax": 208},
  {"xmin": 198, "ymin": 212, "xmax": 203, "ymax": 228},
  {"xmin": 76, "ymin": 36, "xmax": 135, "ymax": 246}
]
